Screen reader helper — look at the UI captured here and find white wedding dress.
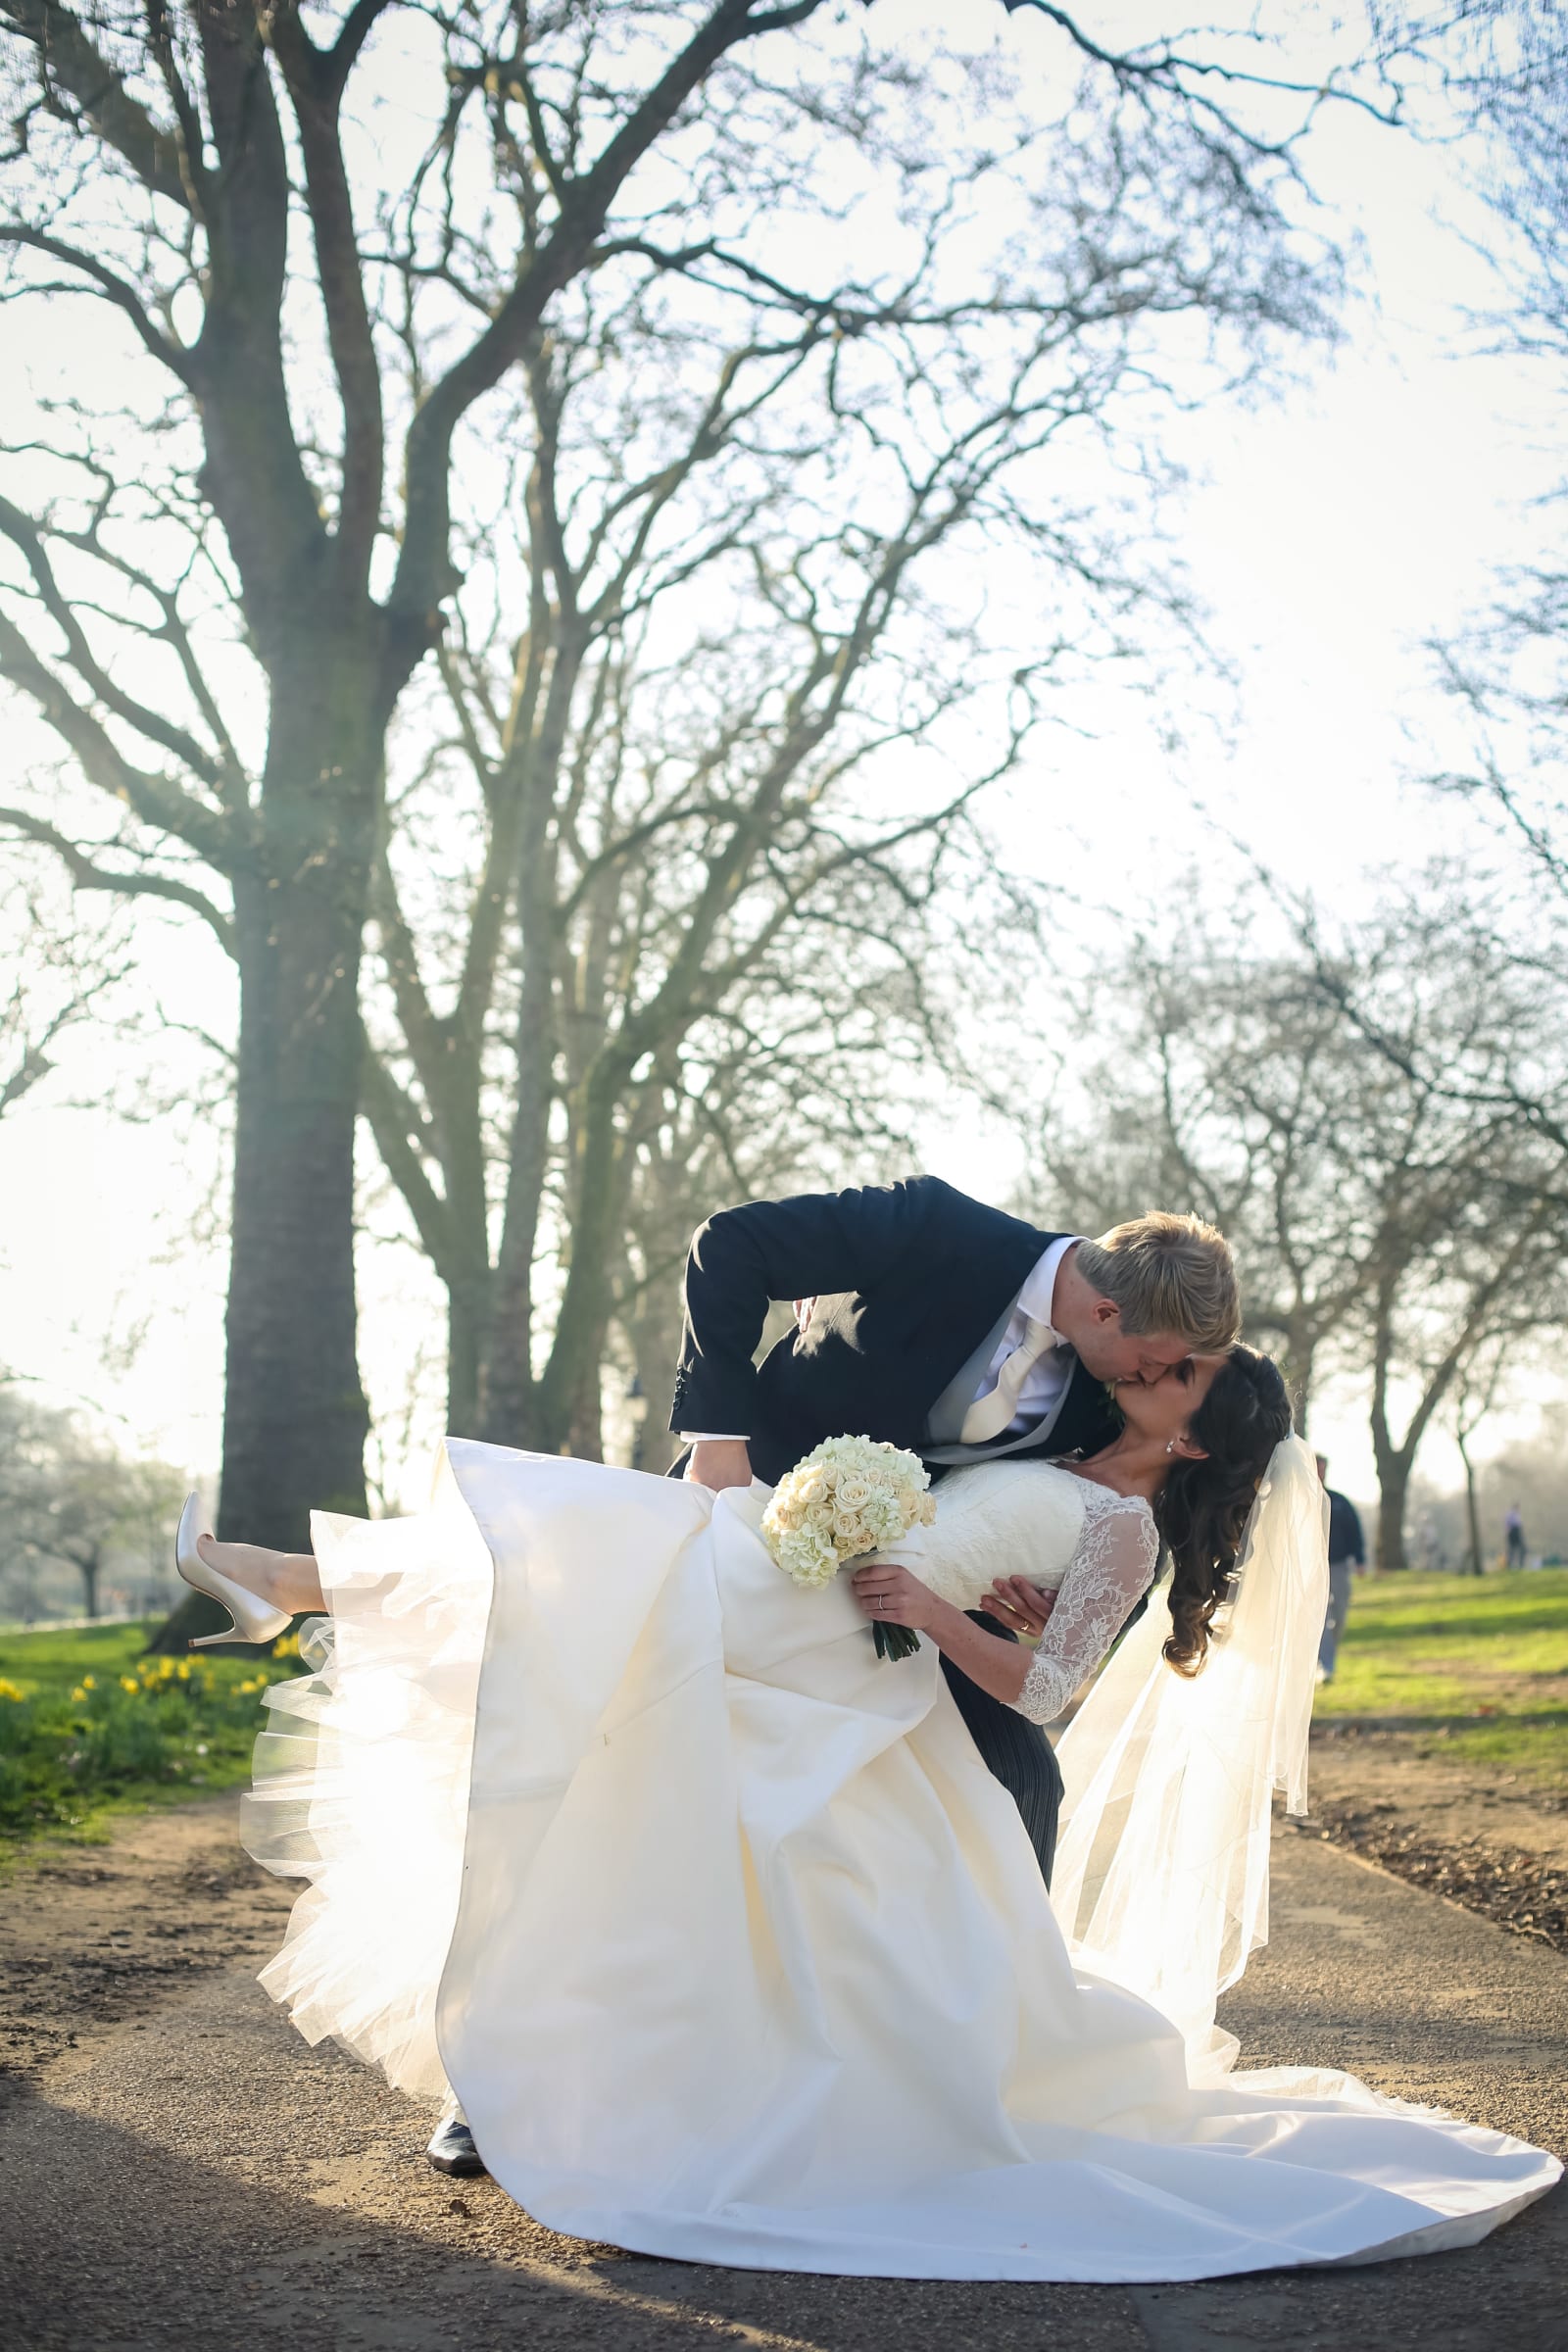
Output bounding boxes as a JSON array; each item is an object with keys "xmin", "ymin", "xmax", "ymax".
[{"xmin": 242, "ymin": 1441, "xmax": 1558, "ymax": 2281}]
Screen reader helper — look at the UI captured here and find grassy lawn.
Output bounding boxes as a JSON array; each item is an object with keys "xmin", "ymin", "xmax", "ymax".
[
  {"xmin": 1315, "ymin": 1568, "xmax": 1568, "ymax": 1788},
  {"xmin": 0, "ymin": 1617, "xmax": 304, "ymax": 1855}
]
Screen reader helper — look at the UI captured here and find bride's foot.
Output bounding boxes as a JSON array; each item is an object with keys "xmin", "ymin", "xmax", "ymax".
[
  {"xmin": 195, "ymin": 1532, "xmax": 301, "ymax": 1614},
  {"xmin": 174, "ymin": 1493, "xmax": 321, "ymax": 1644}
]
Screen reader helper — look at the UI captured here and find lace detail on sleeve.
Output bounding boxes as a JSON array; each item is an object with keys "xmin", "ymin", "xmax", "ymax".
[{"xmin": 1012, "ymin": 1490, "xmax": 1159, "ymax": 1726}]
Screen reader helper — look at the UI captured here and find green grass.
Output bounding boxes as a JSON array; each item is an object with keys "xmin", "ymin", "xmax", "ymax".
[
  {"xmin": 1316, "ymin": 1568, "xmax": 1568, "ymax": 1788},
  {"xmin": 0, "ymin": 1617, "xmax": 305, "ymax": 1854}
]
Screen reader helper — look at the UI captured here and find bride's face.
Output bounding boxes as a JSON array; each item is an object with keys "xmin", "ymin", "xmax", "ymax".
[{"xmin": 1112, "ymin": 1353, "xmax": 1225, "ymax": 1454}]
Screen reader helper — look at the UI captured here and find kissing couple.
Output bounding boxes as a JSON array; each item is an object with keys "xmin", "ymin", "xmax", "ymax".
[{"xmin": 183, "ymin": 1177, "xmax": 1558, "ymax": 2281}]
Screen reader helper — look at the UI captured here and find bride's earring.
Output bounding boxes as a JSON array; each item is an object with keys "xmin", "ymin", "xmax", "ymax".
[{"xmin": 1165, "ymin": 1441, "xmax": 1175, "ymax": 1455}]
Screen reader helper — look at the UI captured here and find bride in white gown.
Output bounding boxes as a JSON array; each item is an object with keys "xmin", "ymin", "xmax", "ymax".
[{"xmin": 189, "ymin": 1349, "xmax": 1560, "ymax": 2283}]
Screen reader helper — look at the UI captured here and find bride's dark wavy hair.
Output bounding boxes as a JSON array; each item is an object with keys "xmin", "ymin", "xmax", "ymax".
[{"xmin": 1152, "ymin": 1345, "xmax": 1294, "ymax": 1677}]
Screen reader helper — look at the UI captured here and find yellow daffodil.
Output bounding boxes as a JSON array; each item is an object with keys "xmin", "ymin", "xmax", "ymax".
[
  {"xmin": 70, "ymin": 1686, "xmax": 87, "ymax": 1705},
  {"xmin": 121, "ymin": 1676, "xmax": 139, "ymax": 1693},
  {"xmin": 0, "ymin": 1678, "xmax": 24, "ymax": 1702},
  {"xmin": 81, "ymin": 1675, "xmax": 96, "ymax": 1689}
]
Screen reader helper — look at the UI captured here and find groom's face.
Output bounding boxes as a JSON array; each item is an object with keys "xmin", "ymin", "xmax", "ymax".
[{"xmin": 1074, "ymin": 1312, "xmax": 1191, "ymax": 1387}]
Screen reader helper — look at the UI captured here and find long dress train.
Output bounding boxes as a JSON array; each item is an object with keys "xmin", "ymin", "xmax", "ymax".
[{"xmin": 241, "ymin": 1440, "xmax": 1559, "ymax": 2282}]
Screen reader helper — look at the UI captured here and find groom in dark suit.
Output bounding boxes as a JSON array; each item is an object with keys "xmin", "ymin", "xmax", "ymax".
[{"xmin": 669, "ymin": 1176, "xmax": 1240, "ymax": 1884}]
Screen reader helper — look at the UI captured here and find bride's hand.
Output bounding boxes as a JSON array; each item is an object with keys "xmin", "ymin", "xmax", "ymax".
[
  {"xmin": 850, "ymin": 1562, "xmax": 941, "ymax": 1632},
  {"xmin": 982, "ymin": 1576, "xmax": 1056, "ymax": 1641}
]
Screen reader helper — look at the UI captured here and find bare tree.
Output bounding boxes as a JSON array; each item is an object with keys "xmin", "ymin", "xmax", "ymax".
[
  {"xmin": 1030, "ymin": 922, "xmax": 1378, "ymax": 1426},
  {"xmin": 0, "ymin": 1, "xmax": 1402, "ymax": 1555},
  {"xmin": 1373, "ymin": 1, "xmax": 1568, "ymax": 335},
  {"xmin": 355, "ymin": 68, "xmax": 1333, "ymax": 1456},
  {"xmin": 1449, "ymin": 1330, "xmax": 1519, "ymax": 1576},
  {"xmin": 1377, "ymin": 3, "xmax": 1568, "ymax": 1102},
  {"xmin": 1034, "ymin": 886, "xmax": 1568, "ymax": 1564},
  {"xmin": 0, "ymin": 1376, "xmax": 184, "ymax": 1620}
]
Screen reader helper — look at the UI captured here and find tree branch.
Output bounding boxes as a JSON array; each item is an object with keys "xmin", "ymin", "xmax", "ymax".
[
  {"xmin": 359, "ymin": 1038, "xmax": 458, "ymax": 1278},
  {"xmin": 0, "ymin": 804, "xmax": 236, "ymax": 952},
  {"xmin": 0, "ymin": 607, "xmax": 243, "ymax": 868},
  {"xmin": 1, "ymin": 0, "xmax": 195, "ymax": 209},
  {"xmin": 267, "ymin": 2, "xmax": 385, "ymax": 576},
  {"xmin": 0, "ymin": 492, "xmax": 229, "ymax": 788},
  {"xmin": 0, "ymin": 223, "xmax": 195, "ymax": 379},
  {"xmin": 391, "ymin": 0, "xmax": 827, "ymax": 629}
]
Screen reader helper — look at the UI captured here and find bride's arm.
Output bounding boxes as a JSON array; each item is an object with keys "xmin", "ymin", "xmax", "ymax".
[
  {"xmin": 849, "ymin": 1564, "xmax": 1032, "ymax": 1704},
  {"xmin": 852, "ymin": 1506, "xmax": 1159, "ymax": 1720},
  {"xmin": 1008, "ymin": 1507, "xmax": 1160, "ymax": 1725}
]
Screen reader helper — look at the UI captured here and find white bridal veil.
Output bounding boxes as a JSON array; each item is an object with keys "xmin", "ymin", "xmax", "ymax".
[{"xmin": 1051, "ymin": 1433, "xmax": 1330, "ymax": 2078}]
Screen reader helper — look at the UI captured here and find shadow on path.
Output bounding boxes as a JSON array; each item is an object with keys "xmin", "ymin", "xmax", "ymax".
[{"xmin": 1, "ymin": 1806, "xmax": 1565, "ymax": 2352}]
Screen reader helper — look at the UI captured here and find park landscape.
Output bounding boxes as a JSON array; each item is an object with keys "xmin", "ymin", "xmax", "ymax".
[{"xmin": 3, "ymin": 0, "xmax": 1568, "ymax": 2344}]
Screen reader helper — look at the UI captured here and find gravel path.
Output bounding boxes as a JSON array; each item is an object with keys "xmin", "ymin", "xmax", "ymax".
[{"xmin": 1, "ymin": 1798, "xmax": 1565, "ymax": 2352}]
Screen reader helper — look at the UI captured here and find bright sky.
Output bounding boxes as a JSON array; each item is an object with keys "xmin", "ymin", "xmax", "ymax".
[{"xmin": 0, "ymin": 5, "xmax": 1559, "ymax": 1512}]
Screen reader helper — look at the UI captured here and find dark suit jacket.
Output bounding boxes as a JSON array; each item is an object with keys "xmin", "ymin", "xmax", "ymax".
[
  {"xmin": 1326, "ymin": 1490, "xmax": 1365, "ymax": 1568},
  {"xmin": 668, "ymin": 1175, "xmax": 1119, "ymax": 1480}
]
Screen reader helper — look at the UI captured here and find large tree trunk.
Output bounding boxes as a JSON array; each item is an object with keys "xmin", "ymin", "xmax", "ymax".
[
  {"xmin": 220, "ymin": 866, "xmax": 370, "ymax": 1540},
  {"xmin": 221, "ymin": 674, "xmax": 377, "ymax": 1544},
  {"xmin": 153, "ymin": 673, "xmax": 378, "ymax": 1650},
  {"xmin": 446, "ymin": 1270, "xmax": 491, "ymax": 1440},
  {"xmin": 1375, "ymin": 1463, "xmax": 1410, "ymax": 1571}
]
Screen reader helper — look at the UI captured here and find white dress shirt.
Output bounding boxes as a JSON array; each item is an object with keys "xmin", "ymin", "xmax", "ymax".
[
  {"xmin": 971, "ymin": 1234, "xmax": 1080, "ymax": 1440},
  {"xmin": 682, "ymin": 1236, "xmax": 1083, "ymax": 1447}
]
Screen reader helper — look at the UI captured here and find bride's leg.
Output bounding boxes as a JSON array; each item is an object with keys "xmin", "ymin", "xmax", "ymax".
[{"xmin": 196, "ymin": 1533, "xmax": 325, "ymax": 1615}]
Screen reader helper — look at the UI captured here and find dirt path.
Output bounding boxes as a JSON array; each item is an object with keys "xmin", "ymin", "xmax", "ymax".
[
  {"xmin": 2, "ymin": 1797, "xmax": 1565, "ymax": 2352},
  {"xmin": 1308, "ymin": 1729, "xmax": 1568, "ymax": 1863},
  {"xmin": 1307, "ymin": 1728, "xmax": 1568, "ymax": 1953}
]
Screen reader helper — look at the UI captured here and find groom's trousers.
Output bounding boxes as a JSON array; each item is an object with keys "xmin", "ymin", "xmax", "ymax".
[{"xmin": 939, "ymin": 1614, "xmax": 1063, "ymax": 1888}]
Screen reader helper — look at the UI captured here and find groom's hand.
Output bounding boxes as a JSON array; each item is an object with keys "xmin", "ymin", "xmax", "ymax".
[
  {"xmin": 982, "ymin": 1576, "xmax": 1057, "ymax": 1641},
  {"xmin": 689, "ymin": 1439, "xmax": 754, "ymax": 1492}
]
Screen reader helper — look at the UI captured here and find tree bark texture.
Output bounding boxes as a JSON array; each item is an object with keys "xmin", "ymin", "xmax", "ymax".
[
  {"xmin": 218, "ymin": 679, "xmax": 378, "ymax": 1548},
  {"xmin": 1375, "ymin": 1466, "xmax": 1409, "ymax": 1572}
]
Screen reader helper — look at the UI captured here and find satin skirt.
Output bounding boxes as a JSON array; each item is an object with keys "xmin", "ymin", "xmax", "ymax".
[{"xmin": 243, "ymin": 1441, "xmax": 1559, "ymax": 2281}]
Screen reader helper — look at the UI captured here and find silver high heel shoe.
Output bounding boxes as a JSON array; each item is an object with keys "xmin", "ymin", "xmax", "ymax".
[{"xmin": 174, "ymin": 1491, "xmax": 292, "ymax": 1649}]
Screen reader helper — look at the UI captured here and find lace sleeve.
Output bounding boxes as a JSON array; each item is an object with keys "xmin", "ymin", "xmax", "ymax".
[{"xmin": 1011, "ymin": 1493, "xmax": 1159, "ymax": 1726}]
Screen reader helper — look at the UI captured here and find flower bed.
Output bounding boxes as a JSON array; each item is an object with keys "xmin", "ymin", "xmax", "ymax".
[{"xmin": 0, "ymin": 1619, "xmax": 305, "ymax": 1844}]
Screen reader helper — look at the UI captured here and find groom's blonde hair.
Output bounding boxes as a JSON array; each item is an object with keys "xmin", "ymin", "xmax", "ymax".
[{"xmin": 1075, "ymin": 1213, "xmax": 1240, "ymax": 1351}]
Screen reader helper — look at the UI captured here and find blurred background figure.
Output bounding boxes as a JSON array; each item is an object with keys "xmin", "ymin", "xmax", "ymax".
[
  {"xmin": 1505, "ymin": 1502, "xmax": 1528, "ymax": 1571},
  {"xmin": 1317, "ymin": 1453, "xmax": 1367, "ymax": 1685}
]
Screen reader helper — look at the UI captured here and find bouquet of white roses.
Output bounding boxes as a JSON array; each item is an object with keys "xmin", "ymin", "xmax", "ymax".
[{"xmin": 759, "ymin": 1434, "xmax": 937, "ymax": 1660}]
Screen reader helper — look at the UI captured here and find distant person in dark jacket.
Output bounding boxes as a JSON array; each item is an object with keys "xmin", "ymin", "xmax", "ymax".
[
  {"xmin": 1316, "ymin": 1452, "xmax": 1366, "ymax": 1683},
  {"xmin": 1505, "ymin": 1503, "xmax": 1527, "ymax": 1570}
]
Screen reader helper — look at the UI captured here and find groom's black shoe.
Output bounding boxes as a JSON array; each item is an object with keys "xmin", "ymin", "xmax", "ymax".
[{"xmin": 426, "ymin": 2111, "xmax": 487, "ymax": 2178}]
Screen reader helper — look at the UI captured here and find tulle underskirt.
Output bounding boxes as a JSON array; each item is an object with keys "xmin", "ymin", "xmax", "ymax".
[{"xmin": 241, "ymin": 1451, "xmax": 492, "ymax": 2100}]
